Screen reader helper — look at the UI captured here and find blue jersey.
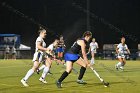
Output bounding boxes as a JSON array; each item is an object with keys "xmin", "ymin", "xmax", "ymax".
[
  {"xmin": 68, "ymin": 38, "xmax": 87, "ymax": 54},
  {"xmin": 65, "ymin": 38, "xmax": 87, "ymax": 62}
]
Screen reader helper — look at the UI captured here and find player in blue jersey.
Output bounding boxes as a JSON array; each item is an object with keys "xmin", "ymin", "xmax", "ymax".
[{"xmin": 56, "ymin": 31, "xmax": 92, "ymax": 88}]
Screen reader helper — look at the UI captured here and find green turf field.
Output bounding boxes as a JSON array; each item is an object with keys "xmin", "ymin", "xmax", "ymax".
[{"xmin": 0, "ymin": 59, "xmax": 140, "ymax": 93}]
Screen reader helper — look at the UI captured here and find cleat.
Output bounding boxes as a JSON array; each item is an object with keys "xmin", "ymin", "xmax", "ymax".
[
  {"xmin": 77, "ymin": 79, "xmax": 87, "ymax": 84},
  {"xmin": 56, "ymin": 80, "xmax": 62, "ymax": 88},
  {"xmin": 21, "ymin": 79, "xmax": 29, "ymax": 87},
  {"xmin": 119, "ymin": 67, "xmax": 124, "ymax": 71},
  {"xmin": 39, "ymin": 77, "xmax": 47, "ymax": 84}
]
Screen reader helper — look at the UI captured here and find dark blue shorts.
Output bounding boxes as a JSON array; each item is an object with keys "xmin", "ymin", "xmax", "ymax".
[
  {"xmin": 57, "ymin": 47, "xmax": 64, "ymax": 52},
  {"xmin": 64, "ymin": 53, "xmax": 80, "ymax": 62}
]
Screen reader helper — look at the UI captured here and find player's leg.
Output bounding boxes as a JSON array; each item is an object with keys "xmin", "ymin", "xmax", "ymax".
[
  {"xmin": 39, "ymin": 58, "xmax": 51, "ymax": 83},
  {"xmin": 76, "ymin": 58, "xmax": 87, "ymax": 84},
  {"xmin": 60, "ymin": 52, "xmax": 63, "ymax": 61},
  {"xmin": 56, "ymin": 61, "xmax": 73, "ymax": 88},
  {"xmin": 21, "ymin": 61, "xmax": 40, "ymax": 86},
  {"xmin": 36, "ymin": 64, "xmax": 46, "ymax": 74},
  {"xmin": 115, "ymin": 57, "xmax": 123, "ymax": 70},
  {"xmin": 21, "ymin": 52, "xmax": 41, "ymax": 86},
  {"xmin": 120, "ymin": 58, "xmax": 126, "ymax": 70},
  {"xmin": 90, "ymin": 51, "xmax": 95, "ymax": 65}
]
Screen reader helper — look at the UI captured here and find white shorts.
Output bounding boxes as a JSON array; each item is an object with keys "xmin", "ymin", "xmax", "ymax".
[
  {"xmin": 32, "ymin": 52, "xmax": 46, "ymax": 63},
  {"xmin": 117, "ymin": 54, "xmax": 125, "ymax": 59},
  {"xmin": 91, "ymin": 49, "xmax": 97, "ymax": 54}
]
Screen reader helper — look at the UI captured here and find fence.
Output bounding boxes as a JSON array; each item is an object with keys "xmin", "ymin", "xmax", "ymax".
[{"xmin": 0, "ymin": 49, "xmax": 140, "ymax": 60}]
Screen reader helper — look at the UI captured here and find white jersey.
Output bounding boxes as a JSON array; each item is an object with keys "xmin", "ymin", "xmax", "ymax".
[
  {"xmin": 11, "ymin": 47, "xmax": 16, "ymax": 54},
  {"xmin": 46, "ymin": 44, "xmax": 54, "ymax": 54},
  {"xmin": 48, "ymin": 44, "xmax": 54, "ymax": 51},
  {"xmin": 35, "ymin": 36, "xmax": 46, "ymax": 53},
  {"xmin": 5, "ymin": 47, "xmax": 10, "ymax": 53},
  {"xmin": 90, "ymin": 42, "xmax": 98, "ymax": 52},
  {"xmin": 33, "ymin": 36, "xmax": 46, "ymax": 62},
  {"xmin": 117, "ymin": 43, "xmax": 128, "ymax": 58}
]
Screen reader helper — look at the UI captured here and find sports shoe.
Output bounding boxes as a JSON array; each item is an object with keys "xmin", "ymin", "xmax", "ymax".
[
  {"xmin": 115, "ymin": 65, "xmax": 119, "ymax": 70},
  {"xmin": 120, "ymin": 66, "xmax": 124, "ymax": 71},
  {"xmin": 21, "ymin": 79, "xmax": 29, "ymax": 87},
  {"xmin": 39, "ymin": 77, "xmax": 47, "ymax": 84},
  {"xmin": 36, "ymin": 69, "xmax": 40, "ymax": 74},
  {"xmin": 77, "ymin": 79, "xmax": 87, "ymax": 84},
  {"xmin": 56, "ymin": 80, "xmax": 62, "ymax": 88}
]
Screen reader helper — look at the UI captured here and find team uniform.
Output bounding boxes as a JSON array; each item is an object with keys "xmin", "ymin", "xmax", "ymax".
[
  {"xmin": 33, "ymin": 37, "xmax": 46, "ymax": 63},
  {"xmin": 37, "ymin": 43, "xmax": 56, "ymax": 74},
  {"xmin": 89, "ymin": 42, "xmax": 98, "ymax": 65},
  {"xmin": 5, "ymin": 46, "xmax": 10, "ymax": 54},
  {"xmin": 11, "ymin": 47, "xmax": 16, "ymax": 55},
  {"xmin": 56, "ymin": 39, "xmax": 65, "ymax": 61},
  {"xmin": 115, "ymin": 43, "xmax": 129, "ymax": 70},
  {"xmin": 117, "ymin": 43, "xmax": 128, "ymax": 59},
  {"xmin": 64, "ymin": 38, "xmax": 87, "ymax": 62},
  {"xmin": 11, "ymin": 47, "xmax": 16, "ymax": 60},
  {"xmin": 56, "ymin": 38, "xmax": 88, "ymax": 88},
  {"xmin": 90, "ymin": 42, "xmax": 98, "ymax": 53},
  {"xmin": 4, "ymin": 46, "xmax": 10, "ymax": 60},
  {"xmin": 57, "ymin": 40, "xmax": 65, "ymax": 52},
  {"xmin": 21, "ymin": 36, "xmax": 48, "ymax": 87}
]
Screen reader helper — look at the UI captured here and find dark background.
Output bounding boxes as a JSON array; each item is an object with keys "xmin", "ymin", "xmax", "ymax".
[{"xmin": 0, "ymin": 0, "xmax": 140, "ymax": 49}]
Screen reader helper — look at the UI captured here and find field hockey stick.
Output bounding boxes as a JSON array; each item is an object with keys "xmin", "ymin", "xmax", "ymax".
[
  {"xmin": 90, "ymin": 66, "xmax": 109, "ymax": 87},
  {"xmin": 72, "ymin": 67, "xmax": 78, "ymax": 74},
  {"xmin": 80, "ymin": 57, "xmax": 109, "ymax": 87}
]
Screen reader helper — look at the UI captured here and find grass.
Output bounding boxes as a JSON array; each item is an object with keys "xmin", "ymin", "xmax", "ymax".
[{"xmin": 0, "ymin": 59, "xmax": 140, "ymax": 93}]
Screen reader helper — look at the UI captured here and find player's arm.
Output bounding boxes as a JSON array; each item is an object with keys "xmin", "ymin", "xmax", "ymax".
[
  {"xmin": 126, "ymin": 48, "xmax": 130, "ymax": 54},
  {"xmin": 126, "ymin": 45, "xmax": 130, "ymax": 54},
  {"xmin": 37, "ymin": 41, "xmax": 48, "ymax": 51},
  {"xmin": 116, "ymin": 47, "xmax": 119, "ymax": 54},
  {"xmin": 78, "ymin": 40, "xmax": 90, "ymax": 65},
  {"xmin": 87, "ymin": 47, "xmax": 91, "ymax": 54},
  {"xmin": 96, "ymin": 42, "xmax": 99, "ymax": 49},
  {"xmin": 127, "ymin": 49, "xmax": 130, "ymax": 54}
]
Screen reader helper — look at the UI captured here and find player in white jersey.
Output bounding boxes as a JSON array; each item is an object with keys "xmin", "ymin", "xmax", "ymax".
[
  {"xmin": 21, "ymin": 28, "xmax": 49, "ymax": 87},
  {"xmin": 88, "ymin": 38, "xmax": 99, "ymax": 65},
  {"xmin": 4, "ymin": 45, "xmax": 10, "ymax": 60},
  {"xmin": 115, "ymin": 37, "xmax": 130, "ymax": 70},
  {"xmin": 11, "ymin": 46, "xmax": 16, "ymax": 60},
  {"xmin": 36, "ymin": 38, "xmax": 60, "ymax": 74}
]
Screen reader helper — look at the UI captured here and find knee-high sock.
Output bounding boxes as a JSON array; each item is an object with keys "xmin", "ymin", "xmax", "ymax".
[
  {"xmin": 39, "ymin": 65, "xmax": 46, "ymax": 71},
  {"xmin": 41, "ymin": 66, "xmax": 49, "ymax": 79},
  {"xmin": 117, "ymin": 62, "xmax": 122, "ymax": 68},
  {"xmin": 58, "ymin": 71, "xmax": 69, "ymax": 82},
  {"xmin": 90, "ymin": 58, "xmax": 95, "ymax": 65},
  {"xmin": 78, "ymin": 66, "xmax": 86, "ymax": 80},
  {"xmin": 24, "ymin": 69, "xmax": 34, "ymax": 81}
]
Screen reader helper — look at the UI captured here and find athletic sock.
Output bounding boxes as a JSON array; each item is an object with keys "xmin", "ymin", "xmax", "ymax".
[
  {"xmin": 24, "ymin": 69, "xmax": 34, "ymax": 81},
  {"xmin": 91, "ymin": 58, "xmax": 95, "ymax": 64},
  {"xmin": 39, "ymin": 65, "xmax": 46, "ymax": 71},
  {"xmin": 78, "ymin": 66, "xmax": 86, "ymax": 80},
  {"xmin": 41, "ymin": 66, "xmax": 49, "ymax": 79},
  {"xmin": 58, "ymin": 71, "xmax": 69, "ymax": 82},
  {"xmin": 117, "ymin": 62, "xmax": 121, "ymax": 68}
]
